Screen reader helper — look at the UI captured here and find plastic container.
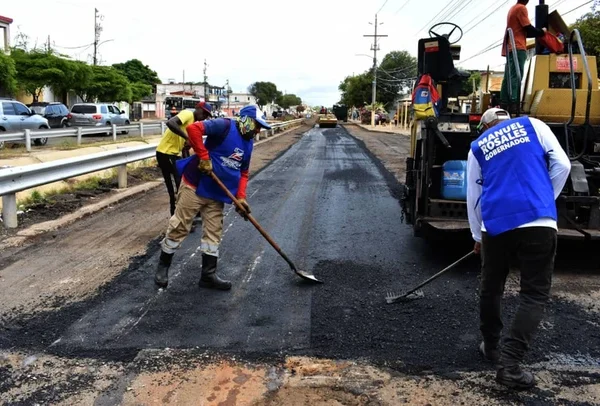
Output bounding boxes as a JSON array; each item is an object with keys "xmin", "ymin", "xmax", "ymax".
[{"xmin": 441, "ymin": 160, "xmax": 468, "ymax": 200}]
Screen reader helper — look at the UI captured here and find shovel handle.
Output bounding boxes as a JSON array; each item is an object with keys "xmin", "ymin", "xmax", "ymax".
[{"xmin": 209, "ymin": 171, "xmax": 285, "ymax": 254}]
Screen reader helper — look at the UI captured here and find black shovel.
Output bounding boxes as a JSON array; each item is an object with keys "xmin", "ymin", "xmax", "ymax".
[{"xmin": 210, "ymin": 172, "xmax": 323, "ymax": 284}]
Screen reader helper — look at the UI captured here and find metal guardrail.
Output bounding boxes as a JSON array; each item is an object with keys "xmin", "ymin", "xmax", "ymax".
[
  {"xmin": 0, "ymin": 118, "xmax": 304, "ymax": 228},
  {"xmin": 0, "ymin": 118, "xmax": 303, "ymax": 151}
]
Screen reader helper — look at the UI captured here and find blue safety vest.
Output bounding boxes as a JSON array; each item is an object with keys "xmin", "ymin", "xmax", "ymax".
[
  {"xmin": 470, "ymin": 116, "xmax": 556, "ymax": 236},
  {"xmin": 177, "ymin": 119, "xmax": 253, "ymax": 204}
]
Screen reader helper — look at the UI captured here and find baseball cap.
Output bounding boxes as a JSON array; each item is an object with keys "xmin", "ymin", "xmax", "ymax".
[
  {"xmin": 478, "ymin": 107, "xmax": 510, "ymax": 132},
  {"xmin": 239, "ymin": 105, "xmax": 272, "ymax": 129},
  {"xmin": 195, "ymin": 101, "xmax": 213, "ymax": 117}
]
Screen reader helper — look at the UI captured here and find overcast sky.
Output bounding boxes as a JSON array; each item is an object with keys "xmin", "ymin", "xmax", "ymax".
[{"xmin": 2, "ymin": 0, "xmax": 591, "ymax": 106}]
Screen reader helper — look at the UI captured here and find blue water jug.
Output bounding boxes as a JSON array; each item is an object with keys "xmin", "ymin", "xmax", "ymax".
[{"xmin": 441, "ymin": 160, "xmax": 468, "ymax": 200}]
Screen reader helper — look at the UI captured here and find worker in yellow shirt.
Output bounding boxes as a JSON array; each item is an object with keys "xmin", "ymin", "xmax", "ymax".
[{"xmin": 156, "ymin": 102, "xmax": 213, "ymax": 215}]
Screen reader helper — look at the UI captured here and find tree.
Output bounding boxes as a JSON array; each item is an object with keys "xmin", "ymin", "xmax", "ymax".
[
  {"xmin": 65, "ymin": 60, "xmax": 94, "ymax": 102},
  {"xmin": 130, "ymin": 82, "xmax": 153, "ymax": 103},
  {"xmin": 572, "ymin": 11, "xmax": 600, "ymax": 72},
  {"xmin": 276, "ymin": 93, "xmax": 302, "ymax": 109},
  {"xmin": 84, "ymin": 65, "xmax": 132, "ymax": 103},
  {"xmin": 11, "ymin": 49, "xmax": 66, "ymax": 102},
  {"xmin": 0, "ymin": 52, "xmax": 17, "ymax": 96},
  {"xmin": 377, "ymin": 50, "xmax": 418, "ymax": 106},
  {"xmin": 248, "ymin": 81, "xmax": 280, "ymax": 109},
  {"xmin": 112, "ymin": 59, "xmax": 161, "ymax": 89},
  {"xmin": 296, "ymin": 105, "xmax": 306, "ymax": 113},
  {"xmin": 338, "ymin": 71, "xmax": 374, "ymax": 107},
  {"xmin": 460, "ymin": 71, "xmax": 482, "ymax": 96}
]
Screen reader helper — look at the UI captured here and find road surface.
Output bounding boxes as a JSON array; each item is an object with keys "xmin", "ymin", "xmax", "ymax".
[{"xmin": 1, "ymin": 124, "xmax": 599, "ymax": 405}]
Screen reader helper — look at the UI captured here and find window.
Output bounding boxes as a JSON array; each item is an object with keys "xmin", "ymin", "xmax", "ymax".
[
  {"xmin": 13, "ymin": 103, "xmax": 30, "ymax": 116},
  {"xmin": 30, "ymin": 105, "xmax": 47, "ymax": 115},
  {"xmin": 60, "ymin": 105, "xmax": 69, "ymax": 115},
  {"xmin": 2, "ymin": 102, "xmax": 16, "ymax": 115},
  {"xmin": 72, "ymin": 105, "xmax": 97, "ymax": 114},
  {"xmin": 100, "ymin": 105, "xmax": 108, "ymax": 114}
]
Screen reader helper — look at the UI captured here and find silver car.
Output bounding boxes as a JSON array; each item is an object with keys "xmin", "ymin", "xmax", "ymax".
[
  {"xmin": 67, "ymin": 103, "xmax": 131, "ymax": 134},
  {"xmin": 0, "ymin": 99, "xmax": 51, "ymax": 148}
]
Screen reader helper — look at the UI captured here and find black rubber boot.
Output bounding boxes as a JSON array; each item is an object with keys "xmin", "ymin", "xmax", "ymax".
[
  {"xmin": 198, "ymin": 254, "xmax": 231, "ymax": 290},
  {"xmin": 154, "ymin": 251, "xmax": 173, "ymax": 288},
  {"xmin": 479, "ymin": 342, "xmax": 501, "ymax": 366},
  {"xmin": 496, "ymin": 365, "xmax": 536, "ymax": 390}
]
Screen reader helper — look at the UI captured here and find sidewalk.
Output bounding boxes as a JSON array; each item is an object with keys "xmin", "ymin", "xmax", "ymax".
[{"xmin": 345, "ymin": 120, "xmax": 411, "ymax": 136}]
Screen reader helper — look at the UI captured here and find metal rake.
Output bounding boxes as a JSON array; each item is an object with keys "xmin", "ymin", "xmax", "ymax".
[{"xmin": 385, "ymin": 250, "xmax": 476, "ymax": 304}]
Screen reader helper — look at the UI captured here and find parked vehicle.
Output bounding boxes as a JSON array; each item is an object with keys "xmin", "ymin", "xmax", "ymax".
[
  {"xmin": 0, "ymin": 98, "xmax": 51, "ymax": 148},
  {"xmin": 67, "ymin": 103, "xmax": 130, "ymax": 134},
  {"xmin": 28, "ymin": 102, "xmax": 70, "ymax": 129}
]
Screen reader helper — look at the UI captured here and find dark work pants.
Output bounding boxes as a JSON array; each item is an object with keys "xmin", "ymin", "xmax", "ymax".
[
  {"xmin": 156, "ymin": 151, "xmax": 181, "ymax": 216},
  {"xmin": 480, "ymin": 227, "xmax": 557, "ymax": 367}
]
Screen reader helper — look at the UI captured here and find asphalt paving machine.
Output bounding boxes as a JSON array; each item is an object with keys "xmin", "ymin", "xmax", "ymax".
[
  {"xmin": 401, "ymin": 4, "xmax": 600, "ymax": 242},
  {"xmin": 317, "ymin": 106, "xmax": 338, "ymax": 128}
]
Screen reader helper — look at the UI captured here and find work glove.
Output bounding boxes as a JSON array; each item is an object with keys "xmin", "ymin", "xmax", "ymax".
[
  {"xmin": 198, "ymin": 159, "xmax": 212, "ymax": 175},
  {"xmin": 236, "ymin": 198, "xmax": 251, "ymax": 221}
]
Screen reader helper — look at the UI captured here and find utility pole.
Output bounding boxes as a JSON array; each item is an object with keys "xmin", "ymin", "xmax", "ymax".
[
  {"xmin": 93, "ymin": 8, "xmax": 102, "ymax": 65},
  {"xmin": 226, "ymin": 79, "xmax": 231, "ymax": 112},
  {"xmin": 203, "ymin": 59, "xmax": 208, "ymax": 102},
  {"xmin": 46, "ymin": 35, "xmax": 51, "ymax": 53},
  {"xmin": 364, "ymin": 14, "xmax": 387, "ymax": 127}
]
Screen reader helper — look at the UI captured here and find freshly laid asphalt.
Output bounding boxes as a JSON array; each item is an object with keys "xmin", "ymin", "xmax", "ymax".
[{"xmin": 2, "ymin": 125, "xmax": 599, "ymax": 391}]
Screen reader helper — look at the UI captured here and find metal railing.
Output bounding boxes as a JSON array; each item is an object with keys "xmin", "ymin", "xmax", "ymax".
[
  {"xmin": 0, "ymin": 118, "xmax": 304, "ymax": 228},
  {"xmin": 504, "ymin": 28, "xmax": 522, "ymax": 116},
  {"xmin": 0, "ymin": 118, "xmax": 303, "ymax": 152}
]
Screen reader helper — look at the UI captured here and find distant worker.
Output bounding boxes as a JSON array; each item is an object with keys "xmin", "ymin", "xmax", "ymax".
[
  {"xmin": 500, "ymin": 0, "xmax": 546, "ymax": 112},
  {"xmin": 467, "ymin": 108, "xmax": 570, "ymax": 389},
  {"xmin": 170, "ymin": 106, "xmax": 177, "ymax": 118},
  {"xmin": 153, "ymin": 105, "xmax": 271, "ymax": 290},
  {"xmin": 156, "ymin": 102, "xmax": 213, "ymax": 216}
]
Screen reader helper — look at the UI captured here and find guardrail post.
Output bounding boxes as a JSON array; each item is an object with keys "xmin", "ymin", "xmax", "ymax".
[
  {"xmin": 140, "ymin": 122, "xmax": 145, "ymax": 138},
  {"xmin": 117, "ymin": 164, "xmax": 127, "ymax": 189},
  {"xmin": 2, "ymin": 193, "xmax": 18, "ymax": 228},
  {"xmin": 256, "ymin": 131, "xmax": 261, "ymax": 141},
  {"xmin": 77, "ymin": 127, "xmax": 83, "ymax": 145},
  {"xmin": 24, "ymin": 129, "xmax": 31, "ymax": 152},
  {"xmin": 112, "ymin": 124, "xmax": 117, "ymax": 141},
  {"xmin": 160, "ymin": 121, "xmax": 166, "ymax": 134}
]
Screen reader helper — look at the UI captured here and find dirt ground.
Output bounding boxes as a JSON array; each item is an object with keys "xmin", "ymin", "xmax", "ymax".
[{"xmin": 1, "ymin": 121, "xmax": 599, "ymax": 406}]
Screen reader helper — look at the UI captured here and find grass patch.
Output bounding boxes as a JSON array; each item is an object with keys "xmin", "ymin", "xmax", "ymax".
[{"xmin": 16, "ymin": 159, "xmax": 159, "ymax": 212}]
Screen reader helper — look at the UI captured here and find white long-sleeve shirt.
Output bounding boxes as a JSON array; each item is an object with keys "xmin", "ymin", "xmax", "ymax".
[{"xmin": 466, "ymin": 117, "xmax": 571, "ymax": 242}]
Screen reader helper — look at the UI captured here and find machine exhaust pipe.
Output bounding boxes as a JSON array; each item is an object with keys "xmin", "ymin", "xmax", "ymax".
[{"xmin": 535, "ymin": 0, "xmax": 549, "ymax": 55}]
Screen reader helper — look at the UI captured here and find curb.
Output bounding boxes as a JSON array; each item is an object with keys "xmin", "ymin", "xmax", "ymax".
[
  {"xmin": 343, "ymin": 122, "xmax": 410, "ymax": 136},
  {"xmin": 0, "ymin": 181, "xmax": 162, "ymax": 250}
]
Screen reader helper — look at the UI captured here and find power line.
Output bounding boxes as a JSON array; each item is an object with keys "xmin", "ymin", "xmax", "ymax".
[
  {"xmin": 564, "ymin": 0, "xmax": 593, "ymax": 15},
  {"xmin": 393, "ymin": 0, "xmax": 411, "ymax": 15},
  {"xmin": 413, "ymin": 0, "xmax": 460, "ymax": 37},
  {"xmin": 463, "ymin": 1, "xmax": 510, "ymax": 35},
  {"xmin": 377, "ymin": 0, "xmax": 390, "ymax": 14},
  {"xmin": 54, "ymin": 42, "xmax": 95, "ymax": 50}
]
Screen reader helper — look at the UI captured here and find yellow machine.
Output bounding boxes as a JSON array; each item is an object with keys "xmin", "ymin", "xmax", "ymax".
[
  {"xmin": 401, "ymin": 6, "xmax": 600, "ymax": 243},
  {"xmin": 317, "ymin": 107, "xmax": 338, "ymax": 128}
]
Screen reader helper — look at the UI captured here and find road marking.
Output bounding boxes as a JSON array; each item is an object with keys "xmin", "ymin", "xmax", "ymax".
[{"xmin": 243, "ymin": 250, "xmax": 264, "ymax": 284}]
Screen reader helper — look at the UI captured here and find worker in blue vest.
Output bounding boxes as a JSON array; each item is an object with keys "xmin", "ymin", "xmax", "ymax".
[
  {"xmin": 467, "ymin": 108, "xmax": 571, "ymax": 389},
  {"xmin": 154, "ymin": 105, "xmax": 271, "ymax": 291}
]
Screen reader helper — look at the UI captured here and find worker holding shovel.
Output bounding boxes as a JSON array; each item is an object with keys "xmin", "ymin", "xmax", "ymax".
[{"xmin": 153, "ymin": 105, "xmax": 270, "ymax": 290}]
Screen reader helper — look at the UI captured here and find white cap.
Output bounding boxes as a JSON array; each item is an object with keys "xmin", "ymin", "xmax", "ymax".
[{"xmin": 478, "ymin": 108, "xmax": 511, "ymax": 131}]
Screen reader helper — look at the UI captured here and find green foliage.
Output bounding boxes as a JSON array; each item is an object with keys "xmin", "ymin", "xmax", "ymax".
[
  {"xmin": 572, "ymin": 11, "xmax": 600, "ymax": 72},
  {"xmin": 130, "ymin": 82, "xmax": 153, "ymax": 102},
  {"xmin": 0, "ymin": 52, "xmax": 17, "ymax": 96},
  {"xmin": 248, "ymin": 81, "xmax": 280, "ymax": 108},
  {"xmin": 377, "ymin": 50, "xmax": 418, "ymax": 106},
  {"xmin": 338, "ymin": 71, "xmax": 374, "ymax": 107},
  {"xmin": 276, "ymin": 93, "xmax": 302, "ymax": 109},
  {"xmin": 84, "ymin": 65, "xmax": 132, "ymax": 102},
  {"xmin": 67, "ymin": 61, "xmax": 94, "ymax": 102},
  {"xmin": 112, "ymin": 59, "xmax": 160, "ymax": 88},
  {"xmin": 460, "ymin": 71, "xmax": 482, "ymax": 96},
  {"xmin": 11, "ymin": 48, "xmax": 66, "ymax": 102},
  {"xmin": 339, "ymin": 50, "xmax": 417, "ymax": 108}
]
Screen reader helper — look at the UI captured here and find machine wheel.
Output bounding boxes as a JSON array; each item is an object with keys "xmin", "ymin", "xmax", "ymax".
[
  {"xmin": 33, "ymin": 126, "xmax": 49, "ymax": 146},
  {"xmin": 121, "ymin": 120, "xmax": 130, "ymax": 135}
]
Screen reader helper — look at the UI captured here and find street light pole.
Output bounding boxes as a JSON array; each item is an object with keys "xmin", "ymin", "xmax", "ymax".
[{"xmin": 364, "ymin": 14, "xmax": 387, "ymax": 127}]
